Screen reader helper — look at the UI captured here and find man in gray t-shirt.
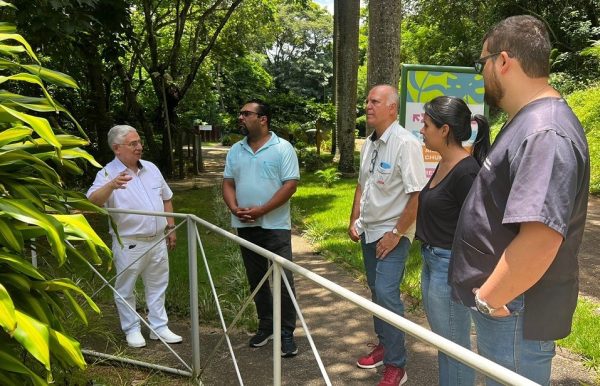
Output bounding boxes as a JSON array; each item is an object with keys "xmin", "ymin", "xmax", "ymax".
[{"xmin": 450, "ymin": 16, "xmax": 589, "ymax": 385}]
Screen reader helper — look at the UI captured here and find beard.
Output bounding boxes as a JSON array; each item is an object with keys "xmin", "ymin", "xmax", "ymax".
[
  {"xmin": 239, "ymin": 125, "xmax": 249, "ymax": 136},
  {"xmin": 483, "ymin": 70, "xmax": 504, "ymax": 108}
]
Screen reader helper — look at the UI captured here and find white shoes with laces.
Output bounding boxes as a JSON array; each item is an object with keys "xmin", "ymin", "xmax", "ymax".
[
  {"xmin": 126, "ymin": 330, "xmax": 146, "ymax": 348},
  {"xmin": 149, "ymin": 327, "xmax": 183, "ymax": 344}
]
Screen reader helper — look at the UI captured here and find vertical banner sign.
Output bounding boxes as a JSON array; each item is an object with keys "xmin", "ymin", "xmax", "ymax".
[{"xmin": 399, "ymin": 64, "xmax": 487, "ymax": 178}]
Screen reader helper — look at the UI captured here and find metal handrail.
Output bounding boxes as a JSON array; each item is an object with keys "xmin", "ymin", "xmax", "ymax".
[{"xmin": 92, "ymin": 208, "xmax": 540, "ymax": 386}]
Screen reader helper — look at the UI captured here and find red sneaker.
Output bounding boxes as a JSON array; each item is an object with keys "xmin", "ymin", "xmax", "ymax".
[
  {"xmin": 356, "ymin": 343, "xmax": 384, "ymax": 369},
  {"xmin": 378, "ymin": 365, "xmax": 407, "ymax": 386}
]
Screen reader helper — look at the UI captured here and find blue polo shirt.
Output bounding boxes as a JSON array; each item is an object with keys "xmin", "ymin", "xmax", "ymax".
[{"xmin": 223, "ymin": 132, "xmax": 299, "ymax": 230}]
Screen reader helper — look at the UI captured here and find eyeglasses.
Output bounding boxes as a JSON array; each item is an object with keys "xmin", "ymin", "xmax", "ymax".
[
  {"xmin": 119, "ymin": 140, "xmax": 143, "ymax": 148},
  {"xmin": 239, "ymin": 110, "xmax": 263, "ymax": 117},
  {"xmin": 369, "ymin": 148, "xmax": 379, "ymax": 173},
  {"xmin": 474, "ymin": 51, "xmax": 507, "ymax": 74}
]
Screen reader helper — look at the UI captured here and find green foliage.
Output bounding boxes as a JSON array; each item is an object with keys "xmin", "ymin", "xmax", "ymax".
[
  {"xmin": 221, "ymin": 133, "xmax": 244, "ymax": 146},
  {"xmin": 558, "ymin": 298, "xmax": 600, "ymax": 374},
  {"xmin": 267, "ymin": 2, "xmax": 333, "ymax": 102},
  {"xmin": 314, "ymin": 167, "xmax": 341, "ymax": 187},
  {"xmin": 566, "ymin": 85, "xmax": 600, "ymax": 193},
  {"xmin": 356, "ymin": 114, "xmax": 367, "ymax": 137},
  {"xmin": 0, "ymin": 12, "xmax": 109, "ymax": 385},
  {"xmin": 297, "ymin": 148, "xmax": 323, "ymax": 171}
]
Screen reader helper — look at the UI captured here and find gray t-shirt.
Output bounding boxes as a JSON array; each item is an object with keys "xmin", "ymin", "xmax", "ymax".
[{"xmin": 450, "ymin": 97, "xmax": 589, "ymax": 340}]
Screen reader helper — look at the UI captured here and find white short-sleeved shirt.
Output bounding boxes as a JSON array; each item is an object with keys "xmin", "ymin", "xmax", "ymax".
[
  {"xmin": 87, "ymin": 158, "xmax": 173, "ymax": 238},
  {"xmin": 223, "ymin": 132, "xmax": 299, "ymax": 230},
  {"xmin": 355, "ymin": 121, "xmax": 427, "ymax": 243}
]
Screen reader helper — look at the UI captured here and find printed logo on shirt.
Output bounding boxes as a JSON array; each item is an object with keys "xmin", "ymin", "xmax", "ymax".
[
  {"xmin": 376, "ymin": 161, "xmax": 392, "ymax": 185},
  {"xmin": 483, "ymin": 157, "xmax": 492, "ymax": 171}
]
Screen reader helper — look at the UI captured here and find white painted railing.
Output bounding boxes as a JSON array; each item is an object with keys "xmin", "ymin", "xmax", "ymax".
[{"xmin": 78, "ymin": 208, "xmax": 539, "ymax": 386}]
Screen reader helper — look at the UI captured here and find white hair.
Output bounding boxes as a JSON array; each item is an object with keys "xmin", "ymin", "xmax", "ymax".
[{"xmin": 108, "ymin": 125, "xmax": 137, "ymax": 147}]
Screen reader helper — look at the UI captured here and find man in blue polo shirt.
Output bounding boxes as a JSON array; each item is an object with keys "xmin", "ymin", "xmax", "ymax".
[{"xmin": 222, "ymin": 99, "xmax": 300, "ymax": 358}]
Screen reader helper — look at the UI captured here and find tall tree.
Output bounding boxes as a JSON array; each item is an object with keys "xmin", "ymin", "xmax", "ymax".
[
  {"xmin": 130, "ymin": 0, "xmax": 244, "ymax": 177},
  {"xmin": 266, "ymin": 2, "xmax": 333, "ymax": 102},
  {"xmin": 331, "ymin": 0, "xmax": 340, "ymax": 155},
  {"xmin": 335, "ymin": 0, "xmax": 360, "ymax": 174},
  {"xmin": 367, "ymin": 0, "xmax": 402, "ymax": 135}
]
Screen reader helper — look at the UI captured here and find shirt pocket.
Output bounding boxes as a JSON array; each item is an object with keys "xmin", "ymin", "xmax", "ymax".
[
  {"xmin": 260, "ymin": 161, "xmax": 279, "ymax": 180},
  {"xmin": 151, "ymin": 184, "xmax": 163, "ymax": 199},
  {"xmin": 374, "ymin": 161, "xmax": 393, "ymax": 187}
]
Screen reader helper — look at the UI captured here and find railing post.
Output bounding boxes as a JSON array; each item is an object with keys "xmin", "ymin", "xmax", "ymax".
[
  {"xmin": 187, "ymin": 216, "xmax": 201, "ymax": 380},
  {"xmin": 272, "ymin": 262, "xmax": 282, "ymax": 386}
]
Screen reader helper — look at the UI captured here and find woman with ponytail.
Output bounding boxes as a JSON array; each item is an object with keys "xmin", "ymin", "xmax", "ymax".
[{"xmin": 415, "ymin": 96, "xmax": 490, "ymax": 386}]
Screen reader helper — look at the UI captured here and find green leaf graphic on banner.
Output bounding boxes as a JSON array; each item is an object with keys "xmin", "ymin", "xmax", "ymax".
[{"xmin": 407, "ymin": 70, "xmax": 484, "ymax": 104}]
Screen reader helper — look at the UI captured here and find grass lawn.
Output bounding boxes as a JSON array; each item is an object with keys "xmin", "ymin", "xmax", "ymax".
[{"xmin": 558, "ymin": 297, "xmax": 600, "ymax": 373}]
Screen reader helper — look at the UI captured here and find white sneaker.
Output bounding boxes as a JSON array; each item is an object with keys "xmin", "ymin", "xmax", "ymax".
[
  {"xmin": 126, "ymin": 331, "xmax": 146, "ymax": 348},
  {"xmin": 149, "ymin": 327, "xmax": 183, "ymax": 344}
]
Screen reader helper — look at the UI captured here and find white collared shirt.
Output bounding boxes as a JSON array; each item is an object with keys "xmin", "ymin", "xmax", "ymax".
[
  {"xmin": 87, "ymin": 157, "xmax": 173, "ymax": 238},
  {"xmin": 355, "ymin": 121, "xmax": 427, "ymax": 243}
]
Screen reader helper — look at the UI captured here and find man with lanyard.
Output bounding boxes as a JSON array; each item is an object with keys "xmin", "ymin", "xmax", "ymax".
[
  {"xmin": 88, "ymin": 125, "xmax": 182, "ymax": 348},
  {"xmin": 222, "ymin": 99, "xmax": 300, "ymax": 358},
  {"xmin": 349, "ymin": 85, "xmax": 427, "ymax": 386}
]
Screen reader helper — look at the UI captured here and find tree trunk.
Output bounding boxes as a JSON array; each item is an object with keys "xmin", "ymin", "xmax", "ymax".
[
  {"xmin": 335, "ymin": 0, "xmax": 360, "ymax": 174},
  {"xmin": 81, "ymin": 44, "xmax": 113, "ymax": 165},
  {"xmin": 367, "ymin": 0, "xmax": 402, "ymax": 136},
  {"xmin": 115, "ymin": 62, "xmax": 158, "ymax": 157},
  {"xmin": 331, "ymin": 0, "xmax": 339, "ymax": 156}
]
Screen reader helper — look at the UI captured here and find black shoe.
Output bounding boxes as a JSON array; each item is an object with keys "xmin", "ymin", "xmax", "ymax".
[
  {"xmin": 249, "ymin": 330, "xmax": 273, "ymax": 348},
  {"xmin": 281, "ymin": 333, "xmax": 298, "ymax": 358}
]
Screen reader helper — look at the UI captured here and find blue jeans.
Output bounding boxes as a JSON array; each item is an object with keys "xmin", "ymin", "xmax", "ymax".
[
  {"xmin": 421, "ymin": 244, "xmax": 474, "ymax": 386},
  {"xmin": 361, "ymin": 235, "xmax": 410, "ymax": 368},
  {"xmin": 470, "ymin": 295, "xmax": 556, "ymax": 386}
]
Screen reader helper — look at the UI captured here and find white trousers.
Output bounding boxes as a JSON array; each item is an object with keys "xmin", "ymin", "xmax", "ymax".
[{"xmin": 112, "ymin": 235, "xmax": 169, "ymax": 334}]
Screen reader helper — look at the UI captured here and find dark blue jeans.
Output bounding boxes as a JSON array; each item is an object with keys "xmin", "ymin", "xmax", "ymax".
[
  {"xmin": 237, "ymin": 227, "xmax": 296, "ymax": 334},
  {"xmin": 361, "ymin": 235, "xmax": 410, "ymax": 368}
]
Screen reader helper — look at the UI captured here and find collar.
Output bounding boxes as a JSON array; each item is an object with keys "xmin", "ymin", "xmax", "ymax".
[
  {"xmin": 113, "ymin": 157, "xmax": 144, "ymax": 174},
  {"xmin": 369, "ymin": 121, "xmax": 397, "ymax": 144},
  {"xmin": 241, "ymin": 131, "xmax": 280, "ymax": 153}
]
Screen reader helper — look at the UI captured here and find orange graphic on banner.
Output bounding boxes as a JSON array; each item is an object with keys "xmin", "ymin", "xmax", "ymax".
[{"xmin": 422, "ymin": 146, "xmax": 441, "ymax": 162}]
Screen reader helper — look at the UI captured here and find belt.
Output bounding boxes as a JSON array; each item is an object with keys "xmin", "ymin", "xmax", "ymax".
[{"xmin": 120, "ymin": 234, "xmax": 161, "ymax": 241}]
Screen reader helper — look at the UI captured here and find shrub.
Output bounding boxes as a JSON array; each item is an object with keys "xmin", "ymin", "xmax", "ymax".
[
  {"xmin": 221, "ymin": 133, "xmax": 244, "ymax": 146},
  {"xmin": 0, "ymin": 8, "xmax": 110, "ymax": 385},
  {"xmin": 315, "ymin": 168, "xmax": 342, "ymax": 188},
  {"xmin": 566, "ymin": 85, "xmax": 600, "ymax": 193},
  {"xmin": 297, "ymin": 149, "xmax": 323, "ymax": 172}
]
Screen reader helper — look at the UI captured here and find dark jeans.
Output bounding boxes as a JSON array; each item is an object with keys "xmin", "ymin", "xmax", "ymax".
[{"xmin": 237, "ymin": 227, "xmax": 296, "ymax": 334}]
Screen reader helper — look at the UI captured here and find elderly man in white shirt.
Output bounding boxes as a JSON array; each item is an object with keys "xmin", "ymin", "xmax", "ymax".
[
  {"xmin": 348, "ymin": 85, "xmax": 427, "ymax": 386},
  {"xmin": 87, "ymin": 125, "xmax": 181, "ymax": 348}
]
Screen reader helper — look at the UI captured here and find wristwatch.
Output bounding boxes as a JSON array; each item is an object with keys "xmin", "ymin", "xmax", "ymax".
[
  {"xmin": 391, "ymin": 228, "xmax": 401, "ymax": 237},
  {"xmin": 164, "ymin": 224, "xmax": 176, "ymax": 234},
  {"xmin": 474, "ymin": 290, "xmax": 503, "ymax": 315}
]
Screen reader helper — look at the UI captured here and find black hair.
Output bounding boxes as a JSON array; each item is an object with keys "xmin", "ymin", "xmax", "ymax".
[
  {"xmin": 245, "ymin": 98, "xmax": 271, "ymax": 128},
  {"xmin": 483, "ymin": 15, "xmax": 551, "ymax": 78},
  {"xmin": 423, "ymin": 96, "xmax": 491, "ymax": 166}
]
